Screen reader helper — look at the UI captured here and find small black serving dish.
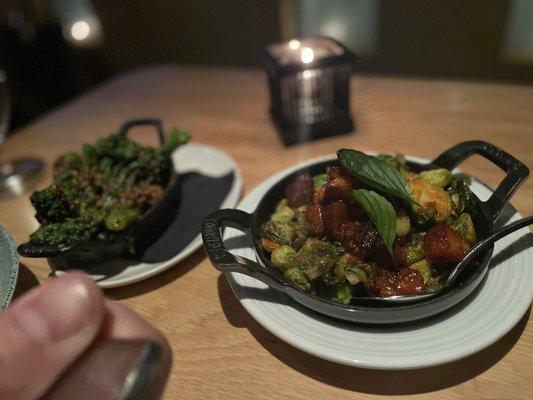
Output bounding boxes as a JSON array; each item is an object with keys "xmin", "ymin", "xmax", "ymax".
[
  {"xmin": 18, "ymin": 119, "xmax": 183, "ymax": 263},
  {"xmin": 202, "ymin": 141, "xmax": 529, "ymax": 324}
]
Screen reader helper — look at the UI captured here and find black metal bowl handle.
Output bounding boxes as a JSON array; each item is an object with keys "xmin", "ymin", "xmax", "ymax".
[
  {"xmin": 202, "ymin": 209, "xmax": 291, "ymax": 292},
  {"xmin": 119, "ymin": 118, "xmax": 165, "ymax": 144},
  {"xmin": 432, "ymin": 140, "xmax": 529, "ymax": 223}
]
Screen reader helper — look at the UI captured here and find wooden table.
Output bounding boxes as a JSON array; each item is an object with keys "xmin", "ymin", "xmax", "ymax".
[{"xmin": 2, "ymin": 66, "xmax": 532, "ymax": 399}]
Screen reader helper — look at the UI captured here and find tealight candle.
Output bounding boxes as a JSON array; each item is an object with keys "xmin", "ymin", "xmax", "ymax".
[{"xmin": 263, "ymin": 37, "xmax": 356, "ymax": 145}]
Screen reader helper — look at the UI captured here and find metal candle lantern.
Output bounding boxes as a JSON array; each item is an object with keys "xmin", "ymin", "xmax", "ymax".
[{"xmin": 263, "ymin": 37, "xmax": 356, "ymax": 145}]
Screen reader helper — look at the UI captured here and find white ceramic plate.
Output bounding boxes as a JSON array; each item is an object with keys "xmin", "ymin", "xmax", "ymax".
[
  {"xmin": 57, "ymin": 143, "xmax": 242, "ymax": 288},
  {"xmin": 223, "ymin": 155, "xmax": 533, "ymax": 370}
]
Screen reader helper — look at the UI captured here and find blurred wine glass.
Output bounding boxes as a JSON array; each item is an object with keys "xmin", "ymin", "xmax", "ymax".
[{"xmin": 0, "ymin": 70, "xmax": 43, "ymax": 198}]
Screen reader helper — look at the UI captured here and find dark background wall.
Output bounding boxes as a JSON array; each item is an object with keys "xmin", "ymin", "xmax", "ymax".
[{"xmin": 1, "ymin": 0, "xmax": 532, "ymax": 131}]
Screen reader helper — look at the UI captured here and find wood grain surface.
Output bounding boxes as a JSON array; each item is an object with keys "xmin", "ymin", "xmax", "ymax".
[{"xmin": 1, "ymin": 66, "xmax": 532, "ymax": 399}]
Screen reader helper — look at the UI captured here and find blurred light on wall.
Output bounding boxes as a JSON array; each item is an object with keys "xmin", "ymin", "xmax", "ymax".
[
  {"xmin": 290, "ymin": 0, "xmax": 378, "ymax": 56},
  {"xmin": 503, "ymin": 0, "xmax": 533, "ymax": 64},
  {"xmin": 70, "ymin": 20, "xmax": 91, "ymax": 41},
  {"xmin": 50, "ymin": 0, "xmax": 103, "ymax": 47}
]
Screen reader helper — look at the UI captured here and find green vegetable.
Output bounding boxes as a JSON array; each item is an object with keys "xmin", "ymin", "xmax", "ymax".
[
  {"xmin": 337, "ymin": 149, "xmax": 415, "ymax": 204},
  {"xmin": 271, "ymin": 205, "xmax": 295, "ymax": 224},
  {"xmin": 160, "ymin": 128, "xmax": 191, "ymax": 155},
  {"xmin": 375, "ymin": 154, "xmax": 398, "ymax": 169},
  {"xmin": 395, "ymin": 209, "xmax": 411, "ymax": 236},
  {"xmin": 409, "ymin": 259, "xmax": 432, "ymax": 283},
  {"xmin": 332, "ymin": 283, "xmax": 352, "ymax": 305},
  {"xmin": 261, "ymin": 221, "xmax": 295, "ymax": 245},
  {"xmin": 30, "ymin": 186, "xmax": 77, "ymax": 223},
  {"xmin": 403, "ymin": 233, "xmax": 425, "ymax": 266},
  {"xmin": 449, "ymin": 213, "xmax": 477, "ymax": 246},
  {"xmin": 313, "ymin": 173, "xmax": 329, "ymax": 188},
  {"xmin": 351, "ymin": 189, "xmax": 396, "ymax": 252},
  {"xmin": 333, "ymin": 253, "xmax": 369, "ymax": 286},
  {"xmin": 271, "ymin": 245, "xmax": 296, "ymax": 271},
  {"xmin": 105, "ymin": 205, "xmax": 141, "ymax": 231},
  {"xmin": 447, "ymin": 176, "xmax": 478, "ymax": 215},
  {"xmin": 30, "ymin": 219, "xmax": 101, "ymax": 248},
  {"xmin": 295, "ymin": 239, "xmax": 344, "ymax": 280},
  {"xmin": 28, "ymin": 127, "xmax": 190, "ymax": 250},
  {"xmin": 284, "ymin": 267, "xmax": 312, "ymax": 291},
  {"xmin": 420, "ymin": 168, "xmax": 453, "ymax": 187}
]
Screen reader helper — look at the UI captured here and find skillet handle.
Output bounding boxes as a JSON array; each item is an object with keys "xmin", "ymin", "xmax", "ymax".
[
  {"xmin": 202, "ymin": 209, "xmax": 290, "ymax": 292},
  {"xmin": 119, "ymin": 118, "xmax": 165, "ymax": 144},
  {"xmin": 432, "ymin": 141, "xmax": 529, "ymax": 223}
]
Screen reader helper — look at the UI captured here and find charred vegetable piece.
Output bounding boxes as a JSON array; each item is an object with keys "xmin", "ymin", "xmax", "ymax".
[
  {"xmin": 30, "ymin": 220, "xmax": 101, "ymax": 248},
  {"xmin": 449, "ymin": 213, "xmax": 477, "ymax": 246},
  {"xmin": 408, "ymin": 178, "xmax": 453, "ymax": 223},
  {"xmin": 271, "ymin": 245, "xmax": 296, "ymax": 271},
  {"xmin": 334, "ymin": 253, "xmax": 370, "ymax": 286},
  {"xmin": 284, "ymin": 267, "xmax": 312, "ymax": 291},
  {"xmin": 332, "ymin": 283, "xmax": 352, "ymax": 305},
  {"xmin": 295, "ymin": 239, "xmax": 344, "ymax": 280},
  {"xmin": 105, "ymin": 205, "xmax": 141, "ymax": 231},
  {"xmin": 447, "ymin": 176, "xmax": 478, "ymax": 216},
  {"xmin": 286, "ymin": 173, "xmax": 314, "ymax": 207},
  {"xmin": 424, "ymin": 224, "xmax": 470, "ymax": 268},
  {"xmin": 420, "ymin": 168, "xmax": 453, "ymax": 188},
  {"xmin": 261, "ymin": 221, "xmax": 295, "ymax": 246},
  {"xmin": 271, "ymin": 204, "xmax": 295, "ymax": 224},
  {"xmin": 30, "ymin": 186, "xmax": 77, "ymax": 223},
  {"xmin": 27, "ymin": 127, "xmax": 190, "ymax": 250}
]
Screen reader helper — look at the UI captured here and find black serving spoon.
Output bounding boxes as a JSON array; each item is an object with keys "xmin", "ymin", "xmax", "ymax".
[{"xmin": 372, "ymin": 215, "xmax": 533, "ymax": 304}]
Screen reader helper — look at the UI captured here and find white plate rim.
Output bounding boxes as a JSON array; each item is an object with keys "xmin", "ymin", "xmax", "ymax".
[{"xmin": 223, "ymin": 154, "xmax": 533, "ymax": 369}]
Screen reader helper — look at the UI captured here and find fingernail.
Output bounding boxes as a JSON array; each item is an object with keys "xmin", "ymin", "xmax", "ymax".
[{"xmin": 12, "ymin": 273, "xmax": 102, "ymax": 343}]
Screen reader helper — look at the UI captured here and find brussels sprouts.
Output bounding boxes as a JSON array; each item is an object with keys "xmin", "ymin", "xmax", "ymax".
[
  {"xmin": 332, "ymin": 283, "xmax": 352, "ymax": 305},
  {"xmin": 449, "ymin": 213, "xmax": 477, "ymax": 246},
  {"xmin": 409, "ymin": 259, "xmax": 432, "ymax": 283},
  {"xmin": 271, "ymin": 245, "xmax": 296, "ymax": 271},
  {"xmin": 261, "ymin": 221, "xmax": 295, "ymax": 245},
  {"xmin": 408, "ymin": 178, "xmax": 453, "ymax": 223},
  {"xmin": 375, "ymin": 153, "xmax": 406, "ymax": 170},
  {"xmin": 395, "ymin": 209, "xmax": 411, "ymax": 236},
  {"xmin": 271, "ymin": 205, "xmax": 295, "ymax": 224},
  {"xmin": 420, "ymin": 168, "xmax": 453, "ymax": 188},
  {"xmin": 313, "ymin": 173, "xmax": 329, "ymax": 188},
  {"xmin": 447, "ymin": 176, "xmax": 478, "ymax": 216},
  {"xmin": 104, "ymin": 205, "xmax": 141, "ymax": 231},
  {"xmin": 284, "ymin": 267, "xmax": 312, "ymax": 291},
  {"xmin": 334, "ymin": 253, "xmax": 369, "ymax": 286},
  {"xmin": 295, "ymin": 239, "xmax": 344, "ymax": 280},
  {"xmin": 403, "ymin": 232, "xmax": 425, "ymax": 266},
  {"xmin": 275, "ymin": 199, "xmax": 288, "ymax": 211}
]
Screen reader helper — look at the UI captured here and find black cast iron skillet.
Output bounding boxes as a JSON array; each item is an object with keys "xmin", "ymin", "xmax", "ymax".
[
  {"xmin": 18, "ymin": 118, "xmax": 182, "ymax": 262},
  {"xmin": 202, "ymin": 141, "xmax": 529, "ymax": 324}
]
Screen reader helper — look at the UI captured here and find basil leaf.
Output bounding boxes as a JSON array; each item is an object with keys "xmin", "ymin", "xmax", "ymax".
[
  {"xmin": 351, "ymin": 189, "xmax": 396, "ymax": 252},
  {"xmin": 337, "ymin": 149, "xmax": 414, "ymax": 204}
]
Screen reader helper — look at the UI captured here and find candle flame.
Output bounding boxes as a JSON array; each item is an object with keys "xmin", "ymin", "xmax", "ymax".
[
  {"xmin": 288, "ymin": 39, "xmax": 301, "ymax": 50},
  {"xmin": 301, "ymin": 47, "xmax": 314, "ymax": 64}
]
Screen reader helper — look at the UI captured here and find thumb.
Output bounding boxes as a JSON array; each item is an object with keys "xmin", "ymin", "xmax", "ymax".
[{"xmin": 0, "ymin": 272, "xmax": 105, "ymax": 400}]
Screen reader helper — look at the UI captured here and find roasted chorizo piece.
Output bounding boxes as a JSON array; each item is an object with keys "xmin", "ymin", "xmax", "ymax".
[
  {"xmin": 424, "ymin": 224, "xmax": 469, "ymax": 267},
  {"xmin": 286, "ymin": 173, "xmax": 314, "ymax": 207}
]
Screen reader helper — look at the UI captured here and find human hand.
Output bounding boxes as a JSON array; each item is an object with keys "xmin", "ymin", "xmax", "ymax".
[{"xmin": 0, "ymin": 271, "xmax": 171, "ymax": 399}]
